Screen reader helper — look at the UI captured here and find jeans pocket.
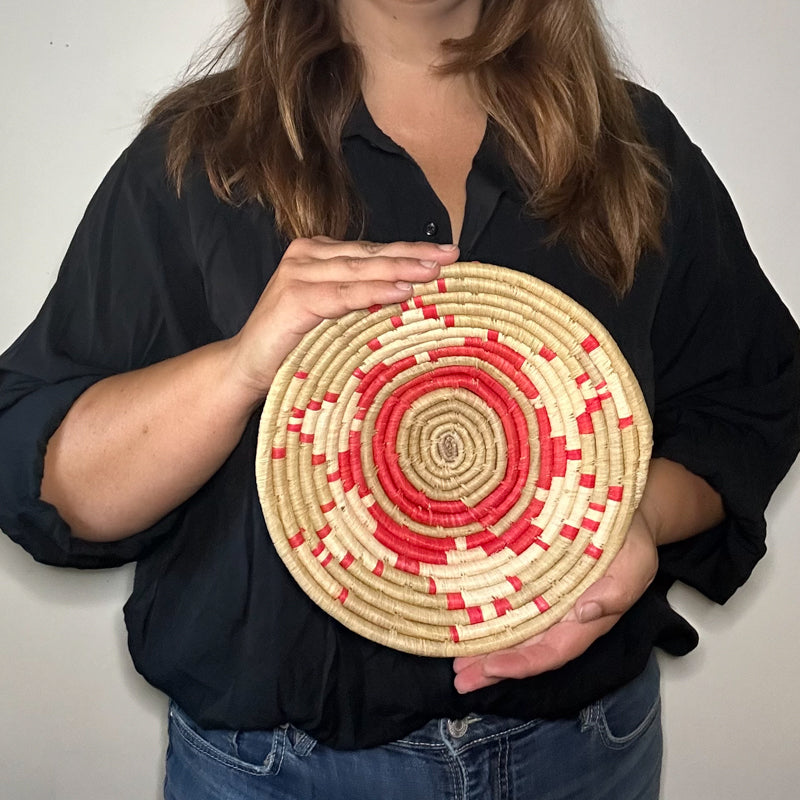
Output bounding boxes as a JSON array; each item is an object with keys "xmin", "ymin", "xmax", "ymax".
[
  {"xmin": 168, "ymin": 703, "xmax": 287, "ymax": 776},
  {"xmin": 582, "ymin": 654, "xmax": 661, "ymax": 750}
]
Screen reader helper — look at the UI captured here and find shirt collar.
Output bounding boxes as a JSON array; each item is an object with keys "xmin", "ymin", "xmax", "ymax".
[
  {"xmin": 342, "ymin": 98, "xmax": 406, "ymax": 157},
  {"xmin": 342, "ymin": 97, "xmax": 522, "ymax": 252},
  {"xmin": 343, "ymin": 98, "xmax": 515, "ymax": 187}
]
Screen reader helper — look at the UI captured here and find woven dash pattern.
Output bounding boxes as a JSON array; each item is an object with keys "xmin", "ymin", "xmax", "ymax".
[{"xmin": 256, "ymin": 262, "xmax": 651, "ymax": 657}]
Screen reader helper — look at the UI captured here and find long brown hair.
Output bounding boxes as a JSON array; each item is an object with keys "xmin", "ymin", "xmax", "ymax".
[{"xmin": 149, "ymin": 0, "xmax": 667, "ymax": 294}]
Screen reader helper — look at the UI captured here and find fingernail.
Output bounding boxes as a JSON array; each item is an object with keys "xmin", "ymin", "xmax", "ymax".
[
  {"xmin": 395, "ymin": 281, "xmax": 413, "ymax": 290},
  {"xmin": 578, "ymin": 602, "xmax": 602, "ymax": 623},
  {"xmin": 437, "ymin": 243, "xmax": 458, "ymax": 251},
  {"xmin": 420, "ymin": 260, "xmax": 438, "ymax": 268}
]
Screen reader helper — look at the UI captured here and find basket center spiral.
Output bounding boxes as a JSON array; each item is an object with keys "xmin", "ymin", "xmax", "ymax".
[
  {"xmin": 391, "ymin": 385, "xmax": 511, "ymax": 507},
  {"xmin": 436, "ymin": 430, "xmax": 461, "ymax": 464}
]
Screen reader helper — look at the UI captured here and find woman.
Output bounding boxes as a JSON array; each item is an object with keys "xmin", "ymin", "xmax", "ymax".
[{"xmin": 1, "ymin": 1, "xmax": 797, "ymax": 798}]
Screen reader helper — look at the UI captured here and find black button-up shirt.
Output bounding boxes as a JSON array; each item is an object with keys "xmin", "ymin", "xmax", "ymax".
[{"xmin": 1, "ymin": 88, "xmax": 798, "ymax": 748}]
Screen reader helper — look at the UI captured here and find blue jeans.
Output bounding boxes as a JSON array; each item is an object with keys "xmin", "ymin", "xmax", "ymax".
[{"xmin": 164, "ymin": 654, "xmax": 662, "ymax": 800}]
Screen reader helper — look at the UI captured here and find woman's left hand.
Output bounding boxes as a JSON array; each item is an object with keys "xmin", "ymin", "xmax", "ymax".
[{"xmin": 452, "ymin": 510, "xmax": 659, "ymax": 693}]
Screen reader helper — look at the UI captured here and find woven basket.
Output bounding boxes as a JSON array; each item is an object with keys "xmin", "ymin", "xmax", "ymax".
[{"xmin": 256, "ymin": 262, "xmax": 651, "ymax": 657}]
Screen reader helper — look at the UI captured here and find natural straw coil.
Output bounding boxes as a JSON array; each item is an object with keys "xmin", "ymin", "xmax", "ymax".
[{"xmin": 256, "ymin": 262, "xmax": 652, "ymax": 657}]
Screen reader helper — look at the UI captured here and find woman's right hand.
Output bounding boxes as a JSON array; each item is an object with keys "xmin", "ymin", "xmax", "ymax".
[{"xmin": 227, "ymin": 237, "xmax": 460, "ymax": 405}]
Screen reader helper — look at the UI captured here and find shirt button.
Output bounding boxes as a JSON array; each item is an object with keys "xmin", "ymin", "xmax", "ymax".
[
  {"xmin": 447, "ymin": 718, "xmax": 470, "ymax": 738},
  {"xmin": 424, "ymin": 221, "xmax": 439, "ymax": 238}
]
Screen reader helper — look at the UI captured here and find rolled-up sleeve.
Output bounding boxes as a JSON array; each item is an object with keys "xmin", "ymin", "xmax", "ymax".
[
  {"xmin": 651, "ymin": 130, "xmax": 800, "ymax": 602},
  {"xmin": 0, "ymin": 127, "xmax": 218, "ymax": 568}
]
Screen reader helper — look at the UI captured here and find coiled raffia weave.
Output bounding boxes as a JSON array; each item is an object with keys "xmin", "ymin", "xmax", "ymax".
[{"xmin": 256, "ymin": 262, "xmax": 652, "ymax": 657}]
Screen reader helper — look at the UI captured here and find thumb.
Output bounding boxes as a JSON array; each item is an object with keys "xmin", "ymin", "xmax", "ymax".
[{"xmin": 574, "ymin": 575, "xmax": 628, "ymax": 623}]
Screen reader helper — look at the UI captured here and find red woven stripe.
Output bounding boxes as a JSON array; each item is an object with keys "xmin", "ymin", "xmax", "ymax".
[
  {"xmin": 507, "ymin": 575, "xmax": 523, "ymax": 592},
  {"xmin": 596, "ymin": 380, "xmax": 607, "ymax": 390},
  {"xmin": 294, "ymin": 370, "xmax": 309, "ymax": 379},
  {"xmin": 437, "ymin": 278, "xmax": 447, "ymax": 292},
  {"xmin": 422, "ymin": 304, "xmax": 439, "ymax": 320},
  {"xmin": 467, "ymin": 606, "xmax": 484, "ymax": 625},
  {"xmin": 577, "ymin": 412, "xmax": 594, "ymax": 434},
  {"xmin": 482, "ymin": 506, "xmax": 550, "ymax": 557},
  {"xmin": 536, "ymin": 406, "xmax": 553, "ymax": 490},
  {"xmin": 395, "ymin": 555, "xmax": 421, "ymax": 575},
  {"xmin": 311, "ymin": 542, "xmax": 324, "ymax": 557},
  {"xmin": 618, "ymin": 416, "xmax": 634, "ymax": 429},
  {"xmin": 493, "ymin": 598, "xmax": 513, "ymax": 617},
  {"xmin": 450, "ymin": 626, "xmax": 460, "ymax": 643},
  {"xmin": 367, "ymin": 338, "xmax": 382, "ymax": 351},
  {"xmin": 539, "ymin": 346, "xmax": 556, "ymax": 361},
  {"xmin": 337, "ymin": 588, "xmax": 349, "ymax": 604},
  {"xmin": 584, "ymin": 543, "xmax": 604, "ymax": 559},
  {"xmin": 589, "ymin": 502, "xmax": 605, "ymax": 513},
  {"xmin": 528, "ymin": 498, "xmax": 545, "ymax": 518},
  {"xmin": 435, "ymin": 343, "xmax": 539, "ymax": 398},
  {"xmin": 391, "ymin": 316, "xmax": 403, "ymax": 328},
  {"xmin": 371, "ymin": 520, "xmax": 451, "ymax": 564},
  {"xmin": 560, "ymin": 524, "xmax": 579, "ymax": 541},
  {"xmin": 400, "ymin": 301, "xmax": 410, "ymax": 312},
  {"xmin": 488, "ymin": 329, "xmax": 500, "ymax": 342},
  {"xmin": 340, "ymin": 552, "xmax": 355, "ymax": 570},
  {"xmin": 324, "ymin": 391, "xmax": 339, "ymax": 403},
  {"xmin": 579, "ymin": 473, "xmax": 596, "ymax": 489},
  {"xmin": 271, "ymin": 447, "xmax": 286, "ymax": 460},
  {"xmin": 347, "ymin": 429, "xmax": 367, "ymax": 497},
  {"xmin": 534, "ymin": 596, "xmax": 550, "ymax": 613},
  {"xmin": 465, "ymin": 530, "xmax": 498, "ymax": 549},
  {"xmin": 307, "ymin": 399, "xmax": 322, "ymax": 411},
  {"xmin": 291, "ymin": 407, "xmax": 305, "ymax": 419},
  {"xmin": 582, "ymin": 334, "xmax": 600, "ymax": 352},
  {"xmin": 326, "ymin": 470, "xmax": 340, "ymax": 483},
  {"xmin": 287, "ymin": 423, "xmax": 302, "ymax": 433},
  {"xmin": 288, "ymin": 531, "xmax": 305, "ymax": 549},
  {"xmin": 552, "ymin": 435, "xmax": 567, "ymax": 478},
  {"xmin": 337, "ymin": 451, "xmax": 355, "ymax": 492},
  {"xmin": 482, "ymin": 535, "xmax": 506, "ymax": 557},
  {"xmin": 320, "ymin": 499, "xmax": 336, "ymax": 513},
  {"xmin": 353, "ymin": 367, "xmax": 367, "ymax": 380},
  {"xmin": 566, "ymin": 448, "xmax": 582, "ymax": 461},
  {"xmin": 373, "ymin": 560, "xmax": 385, "ymax": 577},
  {"xmin": 576, "ymin": 372, "xmax": 591, "ymax": 385},
  {"xmin": 597, "ymin": 392, "xmax": 613, "ymax": 402},
  {"xmin": 317, "ymin": 524, "xmax": 332, "ymax": 539},
  {"xmin": 413, "ymin": 295, "xmax": 424, "ymax": 308},
  {"xmin": 299, "ymin": 433, "xmax": 314, "ymax": 444},
  {"xmin": 607, "ymin": 485, "xmax": 624, "ymax": 502},
  {"xmin": 428, "ymin": 578, "xmax": 437, "ymax": 595},
  {"xmin": 447, "ymin": 593, "xmax": 466, "ymax": 610},
  {"xmin": 312, "ymin": 453, "xmax": 326, "ymax": 466},
  {"xmin": 535, "ymin": 538, "xmax": 550, "ymax": 551},
  {"xmin": 444, "ymin": 314, "xmax": 455, "ymax": 327},
  {"xmin": 321, "ymin": 553, "xmax": 333, "ymax": 568},
  {"xmin": 582, "ymin": 516, "xmax": 600, "ymax": 532},
  {"xmin": 508, "ymin": 522, "xmax": 545, "ymax": 556},
  {"xmin": 368, "ymin": 304, "xmax": 382, "ymax": 313},
  {"xmin": 585, "ymin": 396, "xmax": 603, "ymax": 414}
]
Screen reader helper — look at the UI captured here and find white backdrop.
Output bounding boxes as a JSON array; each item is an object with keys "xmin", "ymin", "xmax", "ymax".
[{"xmin": 1, "ymin": 2, "xmax": 798, "ymax": 798}]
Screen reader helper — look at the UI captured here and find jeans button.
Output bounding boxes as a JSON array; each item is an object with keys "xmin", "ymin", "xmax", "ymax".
[{"xmin": 447, "ymin": 718, "xmax": 470, "ymax": 738}]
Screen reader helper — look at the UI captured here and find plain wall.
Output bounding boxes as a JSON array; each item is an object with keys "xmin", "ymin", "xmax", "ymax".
[{"xmin": 1, "ymin": 1, "xmax": 798, "ymax": 797}]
